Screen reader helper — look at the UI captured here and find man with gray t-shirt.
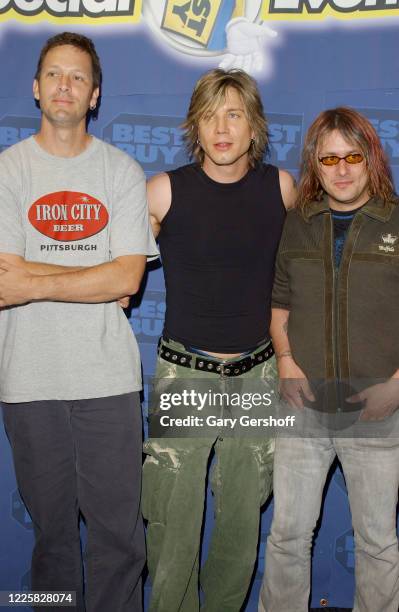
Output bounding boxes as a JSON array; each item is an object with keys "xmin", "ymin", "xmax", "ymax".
[{"xmin": 0, "ymin": 33, "xmax": 157, "ymax": 612}]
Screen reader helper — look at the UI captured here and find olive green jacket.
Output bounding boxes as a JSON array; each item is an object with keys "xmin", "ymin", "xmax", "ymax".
[{"xmin": 272, "ymin": 196, "xmax": 399, "ymax": 381}]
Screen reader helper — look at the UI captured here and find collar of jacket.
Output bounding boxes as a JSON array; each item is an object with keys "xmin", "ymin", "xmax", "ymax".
[{"xmin": 303, "ymin": 194, "xmax": 398, "ymax": 223}]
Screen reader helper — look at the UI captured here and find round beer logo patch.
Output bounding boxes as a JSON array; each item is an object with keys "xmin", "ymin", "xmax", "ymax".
[{"xmin": 28, "ymin": 191, "xmax": 109, "ymax": 242}]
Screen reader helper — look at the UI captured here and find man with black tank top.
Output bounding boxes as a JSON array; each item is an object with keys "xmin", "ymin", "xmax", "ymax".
[
  {"xmin": 142, "ymin": 69, "xmax": 296, "ymax": 612},
  {"xmin": 259, "ymin": 108, "xmax": 399, "ymax": 612}
]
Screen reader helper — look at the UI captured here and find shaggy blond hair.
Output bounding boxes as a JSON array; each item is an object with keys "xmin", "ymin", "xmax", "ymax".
[{"xmin": 182, "ymin": 69, "xmax": 268, "ymax": 167}]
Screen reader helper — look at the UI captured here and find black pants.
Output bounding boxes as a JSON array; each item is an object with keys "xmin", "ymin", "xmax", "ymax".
[{"xmin": 2, "ymin": 393, "xmax": 145, "ymax": 612}]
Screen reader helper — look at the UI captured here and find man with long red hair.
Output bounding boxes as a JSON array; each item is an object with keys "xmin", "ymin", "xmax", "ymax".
[{"xmin": 259, "ymin": 107, "xmax": 399, "ymax": 612}]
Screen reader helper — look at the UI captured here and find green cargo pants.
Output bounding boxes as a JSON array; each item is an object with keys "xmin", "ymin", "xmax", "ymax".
[{"xmin": 142, "ymin": 338, "xmax": 277, "ymax": 612}]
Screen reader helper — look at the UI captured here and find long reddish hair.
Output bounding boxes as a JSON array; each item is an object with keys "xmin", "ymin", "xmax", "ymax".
[{"xmin": 297, "ymin": 107, "xmax": 395, "ymax": 213}]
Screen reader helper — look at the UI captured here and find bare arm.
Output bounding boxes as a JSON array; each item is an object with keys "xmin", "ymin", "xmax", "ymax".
[
  {"xmin": 0, "ymin": 254, "xmax": 146, "ymax": 306},
  {"xmin": 147, "ymin": 172, "xmax": 172, "ymax": 238},
  {"xmin": 271, "ymin": 307, "xmax": 292, "ymax": 361},
  {"xmin": 0, "ymin": 253, "xmax": 83, "ymax": 275},
  {"xmin": 278, "ymin": 169, "xmax": 297, "ymax": 210},
  {"xmin": 271, "ymin": 307, "xmax": 315, "ymax": 408}
]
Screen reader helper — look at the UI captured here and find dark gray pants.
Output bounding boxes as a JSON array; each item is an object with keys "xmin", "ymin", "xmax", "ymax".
[{"xmin": 2, "ymin": 393, "xmax": 145, "ymax": 612}]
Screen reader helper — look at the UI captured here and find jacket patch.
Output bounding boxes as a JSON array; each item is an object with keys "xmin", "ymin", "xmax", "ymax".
[{"xmin": 378, "ymin": 233, "xmax": 398, "ymax": 253}]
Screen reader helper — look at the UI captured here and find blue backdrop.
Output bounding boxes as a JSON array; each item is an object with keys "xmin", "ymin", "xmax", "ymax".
[{"xmin": 1, "ymin": 2, "xmax": 399, "ymax": 609}]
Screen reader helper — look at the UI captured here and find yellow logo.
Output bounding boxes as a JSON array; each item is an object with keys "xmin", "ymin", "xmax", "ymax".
[
  {"xmin": 0, "ymin": 0, "xmax": 141, "ymax": 25},
  {"xmin": 161, "ymin": 0, "xmax": 224, "ymax": 46}
]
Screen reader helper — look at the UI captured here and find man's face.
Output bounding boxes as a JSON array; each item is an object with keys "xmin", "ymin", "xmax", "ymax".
[
  {"xmin": 317, "ymin": 129, "xmax": 370, "ymax": 211},
  {"xmin": 33, "ymin": 44, "xmax": 99, "ymax": 129},
  {"xmin": 197, "ymin": 87, "xmax": 254, "ymax": 170}
]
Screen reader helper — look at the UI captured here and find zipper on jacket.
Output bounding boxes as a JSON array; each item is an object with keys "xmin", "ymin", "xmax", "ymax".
[{"xmin": 330, "ymin": 216, "xmax": 343, "ymax": 412}]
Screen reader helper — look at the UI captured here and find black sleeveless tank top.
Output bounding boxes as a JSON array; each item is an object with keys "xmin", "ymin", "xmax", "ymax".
[{"xmin": 158, "ymin": 163, "xmax": 286, "ymax": 353}]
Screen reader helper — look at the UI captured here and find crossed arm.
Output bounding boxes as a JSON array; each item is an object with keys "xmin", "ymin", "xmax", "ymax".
[{"xmin": 0, "ymin": 252, "xmax": 146, "ymax": 307}]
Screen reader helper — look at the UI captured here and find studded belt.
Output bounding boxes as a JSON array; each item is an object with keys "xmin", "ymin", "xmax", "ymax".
[{"xmin": 158, "ymin": 338, "xmax": 274, "ymax": 377}]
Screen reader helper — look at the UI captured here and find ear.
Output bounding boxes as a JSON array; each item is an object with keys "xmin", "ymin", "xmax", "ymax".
[
  {"xmin": 33, "ymin": 79, "xmax": 40, "ymax": 101},
  {"xmin": 89, "ymin": 86, "xmax": 100, "ymax": 111}
]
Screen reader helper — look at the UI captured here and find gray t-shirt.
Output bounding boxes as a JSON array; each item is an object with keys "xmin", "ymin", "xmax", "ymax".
[{"xmin": 0, "ymin": 136, "xmax": 158, "ymax": 402}]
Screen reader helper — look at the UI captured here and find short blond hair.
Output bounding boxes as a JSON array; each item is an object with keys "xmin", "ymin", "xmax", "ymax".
[{"xmin": 182, "ymin": 69, "xmax": 268, "ymax": 167}]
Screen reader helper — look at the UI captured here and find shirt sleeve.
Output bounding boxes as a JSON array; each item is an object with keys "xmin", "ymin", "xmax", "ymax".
[
  {"xmin": 109, "ymin": 155, "xmax": 158, "ymax": 261},
  {"xmin": 271, "ymin": 219, "xmax": 291, "ymax": 310},
  {"xmin": 0, "ymin": 151, "xmax": 25, "ymax": 256}
]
